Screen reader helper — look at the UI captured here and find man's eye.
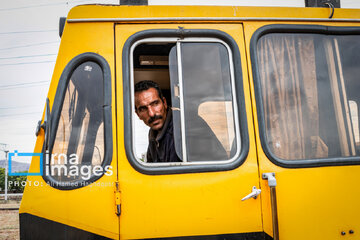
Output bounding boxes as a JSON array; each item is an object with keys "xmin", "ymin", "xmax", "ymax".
[
  {"xmin": 138, "ymin": 107, "xmax": 146, "ymax": 112},
  {"xmin": 151, "ymin": 101, "xmax": 159, "ymax": 106}
]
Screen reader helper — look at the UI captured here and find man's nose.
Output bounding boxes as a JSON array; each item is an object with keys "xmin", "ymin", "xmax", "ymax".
[{"xmin": 148, "ymin": 106, "xmax": 155, "ymax": 117}]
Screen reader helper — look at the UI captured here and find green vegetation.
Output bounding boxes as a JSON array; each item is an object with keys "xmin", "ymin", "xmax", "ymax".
[{"xmin": 0, "ymin": 167, "xmax": 27, "ymax": 193}]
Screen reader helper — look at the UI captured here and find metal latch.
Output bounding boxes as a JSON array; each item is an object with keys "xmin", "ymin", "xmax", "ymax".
[
  {"xmin": 262, "ymin": 173, "xmax": 277, "ymax": 187},
  {"xmin": 241, "ymin": 186, "xmax": 261, "ymax": 201},
  {"xmin": 115, "ymin": 181, "xmax": 121, "ymax": 216}
]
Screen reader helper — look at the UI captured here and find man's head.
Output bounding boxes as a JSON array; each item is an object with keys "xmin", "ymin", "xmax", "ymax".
[{"xmin": 135, "ymin": 80, "xmax": 168, "ymax": 131}]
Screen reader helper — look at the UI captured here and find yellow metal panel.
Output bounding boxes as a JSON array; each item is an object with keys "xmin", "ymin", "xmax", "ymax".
[
  {"xmin": 67, "ymin": 5, "xmax": 360, "ymax": 21},
  {"xmin": 243, "ymin": 21, "xmax": 360, "ymax": 239},
  {"xmin": 20, "ymin": 22, "xmax": 119, "ymax": 239},
  {"xmin": 115, "ymin": 23, "xmax": 262, "ymax": 239},
  {"xmin": 20, "ymin": 4, "xmax": 360, "ymax": 239}
]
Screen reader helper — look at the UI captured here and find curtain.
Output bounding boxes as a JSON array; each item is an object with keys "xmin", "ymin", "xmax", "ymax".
[{"xmin": 257, "ymin": 34, "xmax": 328, "ymax": 160}]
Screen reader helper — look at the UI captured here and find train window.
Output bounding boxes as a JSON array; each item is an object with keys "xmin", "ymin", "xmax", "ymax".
[
  {"xmin": 49, "ymin": 61, "xmax": 106, "ymax": 183},
  {"xmin": 169, "ymin": 42, "xmax": 237, "ymax": 162},
  {"xmin": 132, "ymin": 39, "xmax": 240, "ymax": 164},
  {"xmin": 256, "ymin": 32, "xmax": 360, "ymax": 161}
]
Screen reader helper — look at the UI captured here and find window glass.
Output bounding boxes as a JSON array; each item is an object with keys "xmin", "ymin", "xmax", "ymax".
[
  {"xmin": 198, "ymin": 101, "xmax": 235, "ymax": 155},
  {"xmin": 133, "ymin": 40, "xmax": 239, "ymax": 164},
  {"xmin": 50, "ymin": 61, "xmax": 105, "ymax": 181},
  {"xmin": 169, "ymin": 42, "xmax": 238, "ymax": 161},
  {"xmin": 256, "ymin": 33, "xmax": 360, "ymax": 160}
]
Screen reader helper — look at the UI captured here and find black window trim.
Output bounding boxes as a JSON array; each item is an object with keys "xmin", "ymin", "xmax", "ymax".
[
  {"xmin": 122, "ymin": 28, "xmax": 249, "ymax": 175},
  {"xmin": 250, "ymin": 24, "xmax": 360, "ymax": 168},
  {"xmin": 130, "ymin": 37, "xmax": 241, "ymax": 166},
  {"xmin": 42, "ymin": 52, "xmax": 113, "ymax": 190}
]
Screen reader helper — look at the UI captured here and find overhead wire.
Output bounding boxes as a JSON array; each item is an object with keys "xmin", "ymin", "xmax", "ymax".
[
  {"xmin": 0, "ymin": 0, "xmax": 119, "ymax": 149},
  {"xmin": 0, "ymin": 41, "xmax": 59, "ymax": 51},
  {"xmin": 0, "ymin": 112, "xmax": 42, "ymax": 118},
  {"xmin": 0, "ymin": 105, "xmax": 37, "ymax": 110},
  {"xmin": 0, "ymin": 30, "xmax": 58, "ymax": 35},
  {"xmin": 0, "ymin": 0, "xmax": 93, "ymax": 12},
  {"xmin": 0, "ymin": 81, "xmax": 50, "ymax": 90},
  {"xmin": 0, "ymin": 61, "xmax": 55, "ymax": 67},
  {"xmin": 0, "ymin": 54, "xmax": 57, "ymax": 60}
]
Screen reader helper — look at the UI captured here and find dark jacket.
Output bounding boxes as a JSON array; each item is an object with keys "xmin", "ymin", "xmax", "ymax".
[{"xmin": 147, "ymin": 109, "xmax": 181, "ymax": 163}]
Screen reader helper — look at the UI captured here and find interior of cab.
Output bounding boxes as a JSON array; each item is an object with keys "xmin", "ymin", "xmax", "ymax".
[
  {"xmin": 132, "ymin": 41, "xmax": 237, "ymax": 162},
  {"xmin": 132, "ymin": 43, "xmax": 174, "ymax": 160},
  {"xmin": 133, "ymin": 43, "xmax": 175, "ymax": 105}
]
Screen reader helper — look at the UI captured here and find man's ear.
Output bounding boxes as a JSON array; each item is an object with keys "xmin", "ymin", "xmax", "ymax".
[{"xmin": 163, "ymin": 97, "xmax": 168, "ymax": 109}]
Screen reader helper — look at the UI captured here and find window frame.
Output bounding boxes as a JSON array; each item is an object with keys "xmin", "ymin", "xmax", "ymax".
[
  {"xmin": 42, "ymin": 52, "xmax": 113, "ymax": 190},
  {"xmin": 250, "ymin": 24, "xmax": 360, "ymax": 168},
  {"xmin": 122, "ymin": 28, "xmax": 249, "ymax": 175}
]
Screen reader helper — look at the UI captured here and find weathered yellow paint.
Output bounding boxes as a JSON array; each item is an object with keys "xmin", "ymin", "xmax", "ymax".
[
  {"xmin": 20, "ymin": 4, "xmax": 360, "ymax": 240},
  {"xmin": 67, "ymin": 5, "xmax": 360, "ymax": 21},
  {"xmin": 243, "ymin": 20, "xmax": 360, "ymax": 240},
  {"xmin": 20, "ymin": 21, "xmax": 119, "ymax": 239},
  {"xmin": 115, "ymin": 23, "xmax": 261, "ymax": 239}
]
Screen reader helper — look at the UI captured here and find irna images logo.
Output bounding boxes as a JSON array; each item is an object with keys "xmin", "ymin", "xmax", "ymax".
[
  {"xmin": 8, "ymin": 150, "xmax": 113, "ymax": 180},
  {"xmin": 8, "ymin": 150, "xmax": 42, "ymax": 176},
  {"xmin": 44, "ymin": 151, "xmax": 113, "ymax": 180}
]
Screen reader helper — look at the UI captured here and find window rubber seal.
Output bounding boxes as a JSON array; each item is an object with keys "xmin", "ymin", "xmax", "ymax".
[
  {"xmin": 250, "ymin": 24, "xmax": 360, "ymax": 168},
  {"xmin": 42, "ymin": 52, "xmax": 113, "ymax": 190}
]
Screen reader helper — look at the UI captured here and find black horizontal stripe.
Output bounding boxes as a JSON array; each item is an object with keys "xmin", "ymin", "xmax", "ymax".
[
  {"xmin": 20, "ymin": 213, "xmax": 111, "ymax": 240},
  {"xmin": 20, "ymin": 213, "xmax": 273, "ymax": 240},
  {"xmin": 143, "ymin": 232, "xmax": 273, "ymax": 240}
]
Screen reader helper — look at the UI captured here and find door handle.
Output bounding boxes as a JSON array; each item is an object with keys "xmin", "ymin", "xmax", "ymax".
[{"xmin": 241, "ymin": 186, "xmax": 261, "ymax": 201}]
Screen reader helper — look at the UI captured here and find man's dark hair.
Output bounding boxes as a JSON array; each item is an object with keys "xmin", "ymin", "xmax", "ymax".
[{"xmin": 135, "ymin": 80, "xmax": 164, "ymax": 100}]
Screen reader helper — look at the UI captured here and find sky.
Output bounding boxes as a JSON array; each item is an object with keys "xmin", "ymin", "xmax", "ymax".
[
  {"xmin": 0, "ymin": 0, "xmax": 121, "ymax": 161},
  {"xmin": 0, "ymin": 0, "xmax": 359, "ymax": 162}
]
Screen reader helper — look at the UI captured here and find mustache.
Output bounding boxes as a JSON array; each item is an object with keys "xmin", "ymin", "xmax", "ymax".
[{"xmin": 148, "ymin": 115, "xmax": 163, "ymax": 124}]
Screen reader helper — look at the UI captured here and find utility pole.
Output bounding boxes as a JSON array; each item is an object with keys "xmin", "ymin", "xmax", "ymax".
[
  {"xmin": 0, "ymin": 143, "xmax": 8, "ymax": 201},
  {"xmin": 4, "ymin": 150, "xmax": 8, "ymax": 201}
]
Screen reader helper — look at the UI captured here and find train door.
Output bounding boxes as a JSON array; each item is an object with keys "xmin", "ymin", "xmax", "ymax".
[
  {"xmin": 115, "ymin": 24, "xmax": 263, "ymax": 239},
  {"xmin": 20, "ymin": 52, "xmax": 119, "ymax": 239},
  {"xmin": 247, "ymin": 23, "xmax": 360, "ymax": 239}
]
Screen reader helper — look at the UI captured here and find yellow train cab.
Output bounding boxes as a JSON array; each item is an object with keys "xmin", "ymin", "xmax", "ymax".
[{"xmin": 20, "ymin": 2, "xmax": 360, "ymax": 240}]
